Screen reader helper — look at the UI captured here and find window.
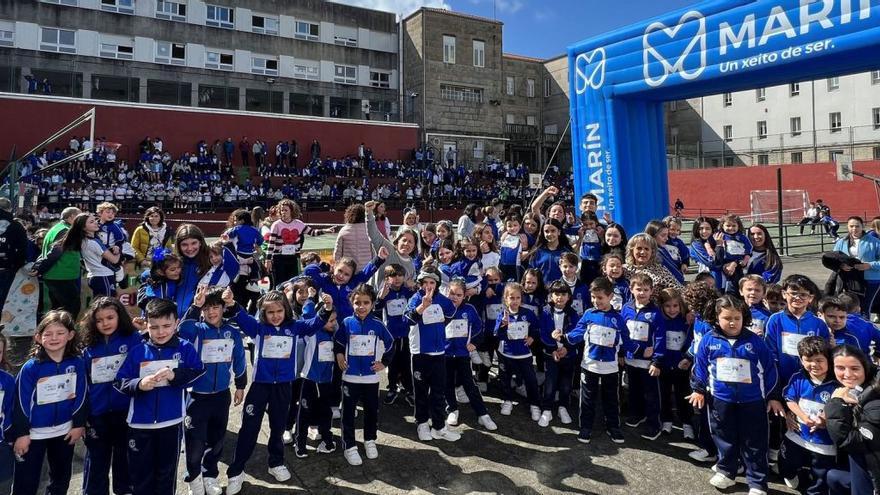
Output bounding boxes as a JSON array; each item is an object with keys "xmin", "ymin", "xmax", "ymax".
[
  {"xmin": 505, "ymin": 114, "xmax": 515, "ymax": 125},
  {"xmin": 369, "ymin": 71, "xmax": 390, "ymax": 89},
  {"xmin": 668, "ymin": 100, "xmax": 677, "ymax": 111},
  {"xmin": 291, "ymin": 93, "xmax": 323, "ymax": 116},
  {"xmin": 147, "ymin": 79, "xmax": 191, "ymax": 106},
  {"xmin": 246, "ymin": 89, "xmax": 282, "ymax": 113},
  {"xmin": 874, "ymin": 107, "xmax": 880, "ymax": 129},
  {"xmin": 724, "ymin": 157, "xmax": 734, "ymax": 167},
  {"xmin": 333, "ymin": 64, "xmax": 357, "ymax": 85},
  {"xmin": 205, "ymin": 50, "xmax": 233, "ymax": 70},
  {"xmin": 543, "ymin": 77, "xmax": 551, "ymax": 97},
  {"xmin": 100, "ymin": 41, "xmax": 133, "ymax": 60},
  {"xmin": 91, "ymin": 75, "xmax": 139, "ymax": 102},
  {"xmin": 757, "ymin": 154, "xmax": 769, "ymax": 165},
  {"xmin": 334, "ymin": 34, "xmax": 357, "ymax": 47},
  {"xmin": 526, "ymin": 115, "xmax": 536, "ymax": 126},
  {"xmin": 443, "ymin": 35, "xmax": 455, "ymax": 64},
  {"xmin": 295, "ymin": 21, "xmax": 319, "ymax": 41},
  {"xmin": 440, "ymin": 84, "xmax": 483, "ymax": 103},
  {"xmin": 40, "ymin": 27, "xmax": 76, "ymax": 54},
  {"xmin": 830, "ymin": 112, "xmax": 842, "ymax": 132},
  {"xmin": 790, "ymin": 117, "xmax": 802, "ymax": 136},
  {"xmin": 526, "ymin": 78, "xmax": 535, "ymax": 98},
  {"xmin": 791, "ymin": 151, "xmax": 803, "ymax": 164},
  {"xmin": 757, "ymin": 121, "xmax": 767, "ymax": 139},
  {"xmin": 293, "ymin": 63, "xmax": 319, "ymax": 81},
  {"xmin": 198, "ymin": 84, "xmax": 239, "ymax": 109},
  {"xmin": 252, "ymin": 15, "xmax": 279, "ymax": 35},
  {"xmin": 251, "ymin": 56, "xmax": 278, "ymax": 76},
  {"xmin": 473, "ymin": 40, "xmax": 484, "ymax": 68},
  {"xmin": 723, "ymin": 125, "xmax": 733, "ymax": 141},
  {"xmin": 156, "ymin": 0, "xmax": 186, "ymax": 21},
  {"xmin": 506, "ymin": 76, "xmax": 514, "ymax": 96},
  {"xmin": 30, "ymin": 69, "xmax": 82, "ymax": 97},
  {"xmin": 756, "ymin": 87, "xmax": 766, "ymax": 101},
  {"xmin": 830, "ymin": 149, "xmax": 844, "ymax": 162},
  {"xmin": 828, "ymin": 76, "xmax": 840, "ymax": 91},
  {"xmin": 544, "ymin": 124, "xmax": 558, "ymax": 135},
  {"xmin": 0, "ymin": 29, "xmax": 12, "ymax": 47},
  {"xmin": 101, "ymin": 0, "xmax": 134, "ymax": 13},
  {"xmin": 155, "ymin": 41, "xmax": 185, "ymax": 65},
  {"xmin": 873, "ymin": 71, "xmax": 880, "ymax": 85},
  {"xmin": 874, "ymin": 146, "xmax": 880, "ymax": 160},
  {"xmin": 206, "ymin": 5, "xmax": 234, "ymax": 29},
  {"xmin": 42, "ymin": 0, "xmax": 78, "ymax": 5},
  {"xmin": 790, "ymin": 82, "xmax": 800, "ymax": 96},
  {"xmin": 473, "ymin": 140, "xmax": 484, "ymax": 159},
  {"xmin": 723, "ymin": 93, "xmax": 732, "ymax": 106}
]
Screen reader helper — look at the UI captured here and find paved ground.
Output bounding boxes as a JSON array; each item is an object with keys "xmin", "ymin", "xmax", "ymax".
[{"xmin": 60, "ymin": 253, "xmax": 833, "ymax": 494}]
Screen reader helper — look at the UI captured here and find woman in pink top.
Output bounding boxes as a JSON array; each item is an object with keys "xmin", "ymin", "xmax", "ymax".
[
  {"xmin": 264, "ymin": 199, "xmax": 333, "ymax": 285},
  {"xmin": 333, "ymin": 204, "xmax": 374, "ymax": 272}
]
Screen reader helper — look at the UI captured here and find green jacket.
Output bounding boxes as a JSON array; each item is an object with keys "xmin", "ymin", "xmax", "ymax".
[{"xmin": 41, "ymin": 221, "xmax": 81, "ymax": 281}]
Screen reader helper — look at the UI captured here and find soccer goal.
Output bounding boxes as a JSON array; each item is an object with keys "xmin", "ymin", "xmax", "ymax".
[{"xmin": 749, "ymin": 189, "xmax": 809, "ymax": 224}]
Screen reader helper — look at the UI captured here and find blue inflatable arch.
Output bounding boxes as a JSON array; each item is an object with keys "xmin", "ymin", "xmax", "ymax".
[{"xmin": 569, "ymin": 0, "xmax": 880, "ymax": 234}]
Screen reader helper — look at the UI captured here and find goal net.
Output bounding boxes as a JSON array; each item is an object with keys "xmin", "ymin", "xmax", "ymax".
[{"xmin": 748, "ymin": 189, "xmax": 809, "ymax": 224}]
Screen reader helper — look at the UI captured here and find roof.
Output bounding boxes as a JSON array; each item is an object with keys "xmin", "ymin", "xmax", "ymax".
[
  {"xmin": 404, "ymin": 7, "xmax": 503, "ymax": 25},
  {"xmin": 503, "ymin": 53, "xmax": 545, "ymax": 63}
]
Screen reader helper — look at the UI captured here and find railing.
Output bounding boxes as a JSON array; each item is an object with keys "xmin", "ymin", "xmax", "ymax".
[{"xmin": 504, "ymin": 124, "xmax": 538, "ymax": 139}]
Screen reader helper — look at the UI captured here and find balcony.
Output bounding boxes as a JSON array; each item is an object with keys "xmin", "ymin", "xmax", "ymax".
[{"xmin": 504, "ymin": 123, "xmax": 538, "ymax": 140}]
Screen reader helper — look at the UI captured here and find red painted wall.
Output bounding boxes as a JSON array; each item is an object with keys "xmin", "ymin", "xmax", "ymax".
[
  {"xmin": 668, "ymin": 161, "xmax": 880, "ymax": 220},
  {"xmin": 0, "ymin": 95, "xmax": 418, "ymax": 162}
]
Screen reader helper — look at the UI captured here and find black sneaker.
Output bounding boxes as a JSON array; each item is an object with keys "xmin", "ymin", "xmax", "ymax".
[
  {"xmin": 384, "ymin": 389, "xmax": 399, "ymax": 405},
  {"xmin": 577, "ymin": 430, "xmax": 592, "ymax": 444},
  {"xmin": 316, "ymin": 440, "xmax": 336, "ymax": 454},
  {"xmin": 624, "ymin": 416, "xmax": 646, "ymax": 428},
  {"xmin": 607, "ymin": 428, "xmax": 625, "ymax": 444},
  {"xmin": 294, "ymin": 444, "xmax": 309, "ymax": 458},
  {"xmin": 640, "ymin": 428, "xmax": 662, "ymax": 441},
  {"xmin": 404, "ymin": 393, "xmax": 415, "ymax": 408}
]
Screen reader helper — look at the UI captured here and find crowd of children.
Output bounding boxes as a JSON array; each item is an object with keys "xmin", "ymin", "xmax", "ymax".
[{"xmin": 6, "ymin": 188, "xmax": 880, "ymax": 495}]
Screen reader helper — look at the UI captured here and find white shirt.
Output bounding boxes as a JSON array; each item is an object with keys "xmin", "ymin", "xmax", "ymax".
[{"xmin": 81, "ymin": 239, "xmax": 114, "ymax": 277}]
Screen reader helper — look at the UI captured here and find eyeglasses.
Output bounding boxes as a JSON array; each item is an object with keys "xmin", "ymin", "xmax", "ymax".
[{"xmin": 785, "ymin": 292, "xmax": 813, "ymax": 300}]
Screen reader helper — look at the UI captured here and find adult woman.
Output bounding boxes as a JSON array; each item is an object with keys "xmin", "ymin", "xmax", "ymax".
[
  {"xmin": 825, "ymin": 345, "xmax": 880, "ymax": 494},
  {"xmin": 365, "ymin": 200, "xmax": 418, "ymax": 284},
  {"xmin": 527, "ymin": 218, "xmax": 572, "ymax": 284},
  {"xmin": 690, "ymin": 216, "xmax": 722, "ymax": 290},
  {"xmin": 334, "ymin": 204, "xmax": 373, "ymax": 273},
  {"xmin": 834, "ymin": 216, "xmax": 880, "ymax": 315},
  {"xmin": 374, "ymin": 201, "xmax": 392, "ymax": 239},
  {"xmin": 264, "ymin": 199, "xmax": 333, "ymax": 285},
  {"xmin": 747, "ymin": 224, "xmax": 782, "ymax": 284},
  {"xmin": 624, "ymin": 233, "xmax": 683, "ymax": 291},
  {"xmin": 457, "ymin": 204, "xmax": 479, "ymax": 239},
  {"xmin": 33, "ymin": 213, "xmax": 94, "ymax": 317},
  {"xmin": 131, "ymin": 206, "xmax": 174, "ymax": 268}
]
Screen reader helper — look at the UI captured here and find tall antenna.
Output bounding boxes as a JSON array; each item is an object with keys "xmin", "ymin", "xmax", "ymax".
[{"xmin": 493, "ymin": 0, "xmax": 497, "ymax": 19}]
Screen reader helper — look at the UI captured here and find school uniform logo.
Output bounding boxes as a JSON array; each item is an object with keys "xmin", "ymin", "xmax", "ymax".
[
  {"xmin": 224, "ymin": 331, "xmax": 232, "ymax": 339},
  {"xmin": 301, "ymin": 398, "xmax": 308, "ymax": 409},
  {"xmin": 245, "ymin": 404, "xmax": 254, "ymax": 416},
  {"xmin": 65, "ymin": 365, "xmax": 76, "ymax": 374},
  {"xmin": 128, "ymin": 439, "xmax": 138, "ymax": 451},
  {"xmin": 173, "ymin": 352, "xmax": 181, "ymax": 361},
  {"xmin": 284, "ymin": 330, "xmax": 292, "ymax": 336},
  {"xmin": 342, "ymin": 385, "xmax": 350, "ymax": 397},
  {"xmin": 744, "ymin": 343, "xmax": 753, "ymax": 353},
  {"xmin": 184, "ymin": 416, "xmax": 193, "ymax": 429},
  {"xmin": 119, "ymin": 345, "xmax": 128, "ymax": 354},
  {"xmin": 412, "ymin": 371, "xmax": 422, "ymax": 382},
  {"xmin": 820, "ymin": 391, "xmax": 831, "ymax": 402}
]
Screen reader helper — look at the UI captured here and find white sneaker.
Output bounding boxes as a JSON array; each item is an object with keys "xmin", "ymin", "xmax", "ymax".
[
  {"xmin": 516, "ymin": 384, "xmax": 527, "ymax": 397},
  {"xmin": 431, "ymin": 427, "xmax": 461, "ymax": 442},
  {"xmin": 316, "ymin": 440, "xmax": 336, "ymax": 453},
  {"xmin": 661, "ymin": 421, "xmax": 673, "ymax": 434},
  {"xmin": 417, "ymin": 422, "xmax": 433, "ymax": 441},
  {"xmin": 364, "ymin": 440, "xmax": 378, "ymax": 459},
  {"xmin": 331, "ymin": 407, "xmax": 341, "ymax": 420},
  {"xmin": 267, "ymin": 465, "xmax": 291, "ymax": 482},
  {"xmin": 748, "ymin": 489, "xmax": 767, "ymax": 495},
  {"xmin": 225, "ymin": 473, "xmax": 244, "ymax": 495},
  {"xmin": 478, "ymin": 414, "xmax": 498, "ymax": 431},
  {"xmin": 709, "ymin": 472, "xmax": 736, "ymax": 490},
  {"xmin": 203, "ymin": 477, "xmax": 222, "ymax": 495},
  {"xmin": 530, "ymin": 405, "xmax": 541, "ymax": 421},
  {"xmin": 307, "ymin": 426, "xmax": 320, "ymax": 441},
  {"xmin": 455, "ymin": 386, "xmax": 470, "ymax": 404},
  {"xmin": 688, "ymin": 449, "xmax": 717, "ymax": 463},
  {"xmin": 282, "ymin": 430, "xmax": 294, "ymax": 445},
  {"xmin": 344, "ymin": 447, "xmax": 363, "ymax": 466},
  {"xmin": 447, "ymin": 410, "xmax": 459, "ymax": 426},
  {"xmin": 682, "ymin": 424, "xmax": 695, "ymax": 440},
  {"xmin": 477, "ymin": 382, "xmax": 488, "ymax": 393},
  {"xmin": 500, "ymin": 401, "xmax": 513, "ymax": 416},
  {"xmin": 557, "ymin": 406, "xmax": 572, "ymax": 425},
  {"xmin": 188, "ymin": 476, "xmax": 205, "ymax": 495},
  {"xmin": 783, "ymin": 476, "xmax": 799, "ymax": 489},
  {"xmin": 538, "ymin": 410, "xmax": 552, "ymax": 427}
]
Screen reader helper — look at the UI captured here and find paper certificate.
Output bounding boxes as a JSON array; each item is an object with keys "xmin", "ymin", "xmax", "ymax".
[
  {"xmin": 349, "ymin": 334, "xmax": 377, "ymax": 357},
  {"xmin": 139, "ymin": 359, "xmax": 177, "ymax": 387},
  {"xmin": 716, "ymin": 357, "xmax": 751, "ymax": 383},
  {"xmin": 507, "ymin": 321, "xmax": 528, "ymax": 340},
  {"xmin": 445, "ymin": 319, "xmax": 468, "ymax": 339},
  {"xmin": 36, "ymin": 373, "xmax": 76, "ymax": 405},
  {"xmin": 201, "ymin": 339, "xmax": 234, "ymax": 364},
  {"xmin": 386, "ymin": 298, "xmax": 406, "ymax": 317},
  {"xmin": 91, "ymin": 354, "xmax": 125, "ymax": 384},
  {"xmin": 262, "ymin": 336, "xmax": 293, "ymax": 359}
]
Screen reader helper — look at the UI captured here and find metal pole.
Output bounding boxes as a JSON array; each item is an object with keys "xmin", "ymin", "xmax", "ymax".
[{"xmin": 777, "ymin": 167, "xmax": 785, "ymax": 254}]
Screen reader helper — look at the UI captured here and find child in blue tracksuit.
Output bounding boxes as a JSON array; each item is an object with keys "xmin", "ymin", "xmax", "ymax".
[
  {"xmin": 11, "ymin": 310, "xmax": 88, "ymax": 495},
  {"xmin": 295, "ymin": 302, "xmax": 339, "ymax": 455},
  {"xmin": 334, "ymin": 285, "xmax": 394, "ymax": 466},
  {"xmin": 538, "ymin": 281, "xmax": 579, "ymax": 428},
  {"xmin": 301, "ymin": 250, "xmax": 385, "ymax": 321},
  {"xmin": 375, "ymin": 264, "xmax": 415, "ymax": 405},
  {"xmin": 556, "ymin": 277, "xmax": 628, "ymax": 444},
  {"xmin": 80, "ymin": 298, "xmax": 144, "ymax": 495},
  {"xmin": 406, "ymin": 267, "xmax": 459, "ymax": 442},
  {"xmin": 621, "ymin": 273, "xmax": 665, "ymax": 440},
  {"xmin": 225, "ymin": 210, "xmax": 264, "ymax": 308},
  {"xmin": 559, "ymin": 252, "xmax": 590, "ymax": 317},
  {"xmin": 657, "ymin": 288, "xmax": 693, "ymax": 438},
  {"xmin": 177, "ymin": 287, "xmax": 247, "ymax": 495},
  {"xmin": 136, "ymin": 249, "xmax": 181, "ymax": 311},
  {"xmin": 836, "ymin": 292, "xmax": 880, "ymax": 356},
  {"xmin": 665, "ymin": 216, "xmax": 690, "ymax": 275},
  {"xmin": 0, "ymin": 331, "xmax": 15, "ymax": 494},
  {"xmin": 689, "ymin": 295, "xmax": 779, "ymax": 494},
  {"xmin": 715, "ymin": 214, "xmax": 753, "ymax": 293},
  {"xmin": 647, "ymin": 220, "xmax": 685, "ymax": 285},
  {"xmin": 476, "ymin": 267, "xmax": 504, "ymax": 390},
  {"xmin": 520, "ymin": 268, "xmax": 546, "ymax": 318},
  {"xmin": 576, "ymin": 212, "xmax": 602, "ymax": 286},
  {"xmin": 198, "ymin": 242, "xmax": 240, "ymax": 288},
  {"xmin": 779, "ymin": 336, "xmax": 839, "ymax": 494},
  {"xmin": 601, "ymin": 253, "xmax": 631, "ymax": 311},
  {"xmin": 683, "ymin": 281, "xmax": 721, "ymax": 462},
  {"xmin": 443, "ymin": 278, "xmax": 496, "ymax": 431},
  {"xmin": 224, "ymin": 290, "xmax": 331, "ymax": 492},
  {"xmin": 494, "ymin": 282, "xmax": 541, "ymax": 419},
  {"xmin": 114, "ymin": 299, "xmax": 205, "ymax": 495},
  {"xmin": 740, "ymin": 275, "xmax": 771, "ymax": 337},
  {"xmin": 499, "ymin": 215, "xmax": 528, "ymax": 282},
  {"xmin": 445, "ymin": 239, "xmax": 483, "ymax": 291}
]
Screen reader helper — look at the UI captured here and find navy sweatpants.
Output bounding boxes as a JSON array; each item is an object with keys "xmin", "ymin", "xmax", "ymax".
[
  {"xmin": 184, "ymin": 390, "xmax": 230, "ymax": 481},
  {"xmin": 227, "ymin": 381, "xmax": 291, "ymax": 477},
  {"xmin": 83, "ymin": 410, "xmax": 132, "ymax": 495},
  {"xmin": 625, "ymin": 364, "xmax": 661, "ymax": 431},
  {"xmin": 444, "ymin": 355, "xmax": 488, "ymax": 417},
  {"xmin": 498, "ymin": 355, "xmax": 540, "ymax": 406},
  {"xmin": 296, "ymin": 380, "xmax": 334, "ymax": 447},
  {"xmin": 341, "ymin": 381, "xmax": 379, "ymax": 449},
  {"xmin": 708, "ymin": 398, "xmax": 769, "ymax": 491},
  {"xmin": 387, "ymin": 337, "xmax": 412, "ymax": 394},
  {"xmin": 659, "ymin": 367, "xmax": 692, "ymax": 425},
  {"xmin": 127, "ymin": 424, "xmax": 182, "ymax": 495},
  {"xmin": 13, "ymin": 434, "xmax": 74, "ymax": 495},
  {"xmin": 412, "ymin": 354, "xmax": 447, "ymax": 430},
  {"xmin": 580, "ymin": 370, "xmax": 620, "ymax": 431},
  {"xmin": 779, "ymin": 436, "xmax": 839, "ymax": 495},
  {"xmin": 542, "ymin": 356, "xmax": 575, "ymax": 411}
]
